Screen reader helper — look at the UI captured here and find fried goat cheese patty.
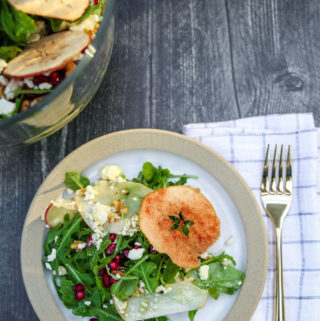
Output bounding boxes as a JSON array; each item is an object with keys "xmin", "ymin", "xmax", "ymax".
[{"xmin": 139, "ymin": 185, "xmax": 220, "ymax": 268}]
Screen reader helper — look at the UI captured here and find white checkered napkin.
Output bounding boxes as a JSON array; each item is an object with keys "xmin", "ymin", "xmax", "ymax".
[{"xmin": 184, "ymin": 113, "xmax": 320, "ymax": 321}]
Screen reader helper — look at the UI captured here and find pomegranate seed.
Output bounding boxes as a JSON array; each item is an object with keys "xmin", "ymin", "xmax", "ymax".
[
  {"xmin": 98, "ymin": 267, "xmax": 106, "ymax": 276},
  {"xmin": 110, "ymin": 277, "xmax": 118, "ymax": 284},
  {"xmin": 109, "ymin": 261, "xmax": 120, "ymax": 270},
  {"xmin": 34, "ymin": 75, "xmax": 48, "ymax": 85},
  {"xmin": 134, "ymin": 244, "xmax": 141, "ymax": 249},
  {"xmin": 122, "ymin": 248, "xmax": 130, "ymax": 258},
  {"xmin": 90, "ymin": 319, "xmax": 99, "ymax": 321},
  {"xmin": 105, "ymin": 243, "xmax": 116, "ymax": 256},
  {"xmin": 114, "ymin": 254, "xmax": 121, "ymax": 262},
  {"xmin": 102, "ymin": 274, "xmax": 110, "ymax": 287},
  {"xmin": 73, "ymin": 284, "xmax": 85, "ymax": 292},
  {"xmin": 75, "ymin": 291, "xmax": 85, "ymax": 300},
  {"xmin": 149, "ymin": 245, "xmax": 157, "ymax": 254},
  {"xmin": 109, "ymin": 233, "xmax": 117, "ymax": 242},
  {"xmin": 50, "ymin": 72, "xmax": 62, "ymax": 86},
  {"xmin": 87, "ymin": 235, "xmax": 93, "ymax": 247},
  {"xmin": 93, "ymin": 0, "xmax": 99, "ymax": 4},
  {"xmin": 81, "ymin": 45, "xmax": 88, "ymax": 54}
]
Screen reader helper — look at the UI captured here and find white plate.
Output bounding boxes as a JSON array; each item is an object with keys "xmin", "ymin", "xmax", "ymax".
[{"xmin": 21, "ymin": 129, "xmax": 267, "ymax": 321}]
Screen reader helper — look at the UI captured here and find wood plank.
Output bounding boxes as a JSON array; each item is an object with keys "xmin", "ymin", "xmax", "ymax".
[{"xmin": 226, "ymin": 0, "xmax": 320, "ymax": 123}]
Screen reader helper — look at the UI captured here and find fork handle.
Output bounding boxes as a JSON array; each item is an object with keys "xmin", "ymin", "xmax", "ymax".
[{"xmin": 275, "ymin": 227, "xmax": 285, "ymax": 321}]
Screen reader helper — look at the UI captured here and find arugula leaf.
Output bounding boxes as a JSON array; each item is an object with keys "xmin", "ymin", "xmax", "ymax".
[
  {"xmin": 111, "ymin": 276, "xmax": 139, "ymax": 301},
  {"xmin": 143, "ymin": 162, "xmax": 157, "ymax": 181},
  {"xmin": 0, "ymin": 45, "xmax": 21, "ymax": 60},
  {"xmin": 64, "ymin": 172, "xmax": 90, "ymax": 191},
  {"xmin": 145, "ymin": 317, "xmax": 171, "ymax": 321},
  {"xmin": 132, "ymin": 162, "xmax": 197, "ymax": 190},
  {"xmin": 59, "ymin": 277, "xmax": 77, "ymax": 307},
  {"xmin": 133, "ymin": 261, "xmax": 158, "ymax": 293},
  {"xmin": 161, "ymin": 257, "xmax": 179, "ymax": 284},
  {"xmin": 187, "ymin": 255, "xmax": 245, "ymax": 300},
  {"xmin": 188, "ymin": 310, "xmax": 198, "ymax": 321}
]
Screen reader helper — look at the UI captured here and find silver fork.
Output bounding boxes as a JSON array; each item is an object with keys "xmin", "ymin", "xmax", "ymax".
[{"xmin": 260, "ymin": 145, "xmax": 292, "ymax": 321}]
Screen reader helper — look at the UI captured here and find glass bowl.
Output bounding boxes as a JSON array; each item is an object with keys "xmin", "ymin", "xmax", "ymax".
[{"xmin": 0, "ymin": 0, "xmax": 115, "ymax": 149}]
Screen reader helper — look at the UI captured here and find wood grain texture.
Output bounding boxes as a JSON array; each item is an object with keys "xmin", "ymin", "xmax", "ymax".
[{"xmin": 1, "ymin": 0, "xmax": 320, "ymax": 320}]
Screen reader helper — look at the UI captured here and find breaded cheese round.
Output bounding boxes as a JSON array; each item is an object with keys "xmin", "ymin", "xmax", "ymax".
[{"xmin": 139, "ymin": 185, "xmax": 220, "ymax": 268}]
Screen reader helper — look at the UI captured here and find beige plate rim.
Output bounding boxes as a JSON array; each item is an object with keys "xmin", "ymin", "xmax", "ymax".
[{"xmin": 21, "ymin": 129, "xmax": 268, "ymax": 321}]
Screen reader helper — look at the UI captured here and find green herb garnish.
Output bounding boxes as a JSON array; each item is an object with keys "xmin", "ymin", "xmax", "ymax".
[{"xmin": 169, "ymin": 212, "xmax": 194, "ymax": 237}]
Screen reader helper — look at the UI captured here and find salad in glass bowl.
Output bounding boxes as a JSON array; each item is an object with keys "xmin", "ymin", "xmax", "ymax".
[
  {"xmin": 0, "ymin": 0, "xmax": 106, "ymax": 121},
  {"xmin": 43, "ymin": 162, "xmax": 245, "ymax": 321}
]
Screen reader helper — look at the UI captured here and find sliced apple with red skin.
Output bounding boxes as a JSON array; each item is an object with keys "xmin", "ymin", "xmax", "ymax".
[
  {"xmin": 45, "ymin": 199, "xmax": 77, "ymax": 227},
  {"xmin": 3, "ymin": 31, "xmax": 90, "ymax": 78},
  {"xmin": 7, "ymin": 0, "xmax": 90, "ymax": 22}
]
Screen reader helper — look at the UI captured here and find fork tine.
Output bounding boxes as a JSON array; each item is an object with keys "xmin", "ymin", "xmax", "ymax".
[
  {"xmin": 261, "ymin": 145, "xmax": 270, "ymax": 193},
  {"xmin": 270, "ymin": 145, "xmax": 277, "ymax": 194},
  {"xmin": 285, "ymin": 145, "xmax": 292, "ymax": 195},
  {"xmin": 278, "ymin": 145, "xmax": 284, "ymax": 194}
]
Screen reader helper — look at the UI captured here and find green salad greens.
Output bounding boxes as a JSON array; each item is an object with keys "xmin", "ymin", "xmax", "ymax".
[{"xmin": 43, "ymin": 162, "xmax": 245, "ymax": 321}]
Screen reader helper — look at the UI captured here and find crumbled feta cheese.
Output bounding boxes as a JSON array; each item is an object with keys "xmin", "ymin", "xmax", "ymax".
[
  {"xmin": 4, "ymin": 79, "xmax": 23, "ymax": 100},
  {"xmin": 77, "ymin": 242, "xmax": 87, "ymax": 250},
  {"xmin": 38, "ymin": 82, "xmax": 52, "ymax": 90},
  {"xmin": 47, "ymin": 248, "xmax": 57, "ymax": 262},
  {"xmin": 45, "ymin": 224, "xmax": 50, "ymax": 228},
  {"xmin": 0, "ymin": 59, "xmax": 7, "ymax": 73},
  {"xmin": 128, "ymin": 248, "xmax": 145, "ymax": 260},
  {"xmin": 134, "ymin": 242, "xmax": 141, "ymax": 246},
  {"xmin": 103, "ymin": 304, "xmax": 108, "ymax": 308},
  {"xmin": 109, "ymin": 300, "xmax": 113, "ymax": 305},
  {"xmin": 225, "ymin": 235, "xmax": 235, "ymax": 246},
  {"xmin": 222, "ymin": 258, "xmax": 233, "ymax": 266},
  {"xmin": 237, "ymin": 280, "xmax": 242, "ymax": 286},
  {"xmin": 120, "ymin": 215, "xmax": 139, "ymax": 236},
  {"xmin": 99, "ymin": 164, "xmax": 125, "ymax": 181},
  {"xmin": 70, "ymin": 14, "xmax": 101, "ymax": 32},
  {"xmin": 92, "ymin": 233, "xmax": 103, "ymax": 250},
  {"xmin": 83, "ymin": 202, "xmax": 120, "ymax": 235},
  {"xmin": 24, "ymin": 78, "xmax": 35, "ymax": 89},
  {"xmin": 200, "ymin": 252, "xmax": 211, "ymax": 260},
  {"xmin": 0, "ymin": 75, "xmax": 8, "ymax": 86},
  {"xmin": 45, "ymin": 262, "xmax": 52, "ymax": 271},
  {"xmin": 54, "ymin": 236, "xmax": 59, "ymax": 243},
  {"xmin": 114, "ymin": 273, "xmax": 122, "ymax": 280},
  {"xmin": 52, "ymin": 199, "xmax": 76, "ymax": 210},
  {"xmin": 155, "ymin": 285, "xmax": 172, "ymax": 294},
  {"xmin": 199, "ymin": 265, "xmax": 209, "ymax": 281},
  {"xmin": 84, "ymin": 301, "xmax": 91, "ymax": 306},
  {"xmin": 84, "ymin": 185, "xmax": 98, "ymax": 200},
  {"xmin": 0, "ymin": 99, "xmax": 15, "ymax": 115}
]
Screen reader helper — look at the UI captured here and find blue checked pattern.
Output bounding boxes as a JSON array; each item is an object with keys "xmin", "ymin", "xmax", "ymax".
[{"xmin": 184, "ymin": 113, "xmax": 320, "ymax": 321}]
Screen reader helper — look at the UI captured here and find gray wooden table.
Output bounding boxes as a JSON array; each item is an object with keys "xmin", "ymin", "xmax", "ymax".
[{"xmin": 1, "ymin": 0, "xmax": 319, "ymax": 320}]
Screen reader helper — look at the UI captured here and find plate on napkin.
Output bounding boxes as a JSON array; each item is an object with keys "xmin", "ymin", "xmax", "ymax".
[{"xmin": 21, "ymin": 129, "xmax": 268, "ymax": 321}]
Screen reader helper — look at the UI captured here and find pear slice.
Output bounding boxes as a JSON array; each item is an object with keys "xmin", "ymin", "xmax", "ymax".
[
  {"xmin": 112, "ymin": 281, "xmax": 208, "ymax": 321},
  {"xmin": 3, "ymin": 31, "xmax": 90, "ymax": 78},
  {"xmin": 74, "ymin": 181, "xmax": 152, "ymax": 235},
  {"xmin": 7, "ymin": 0, "xmax": 90, "ymax": 22},
  {"xmin": 45, "ymin": 199, "xmax": 77, "ymax": 227}
]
